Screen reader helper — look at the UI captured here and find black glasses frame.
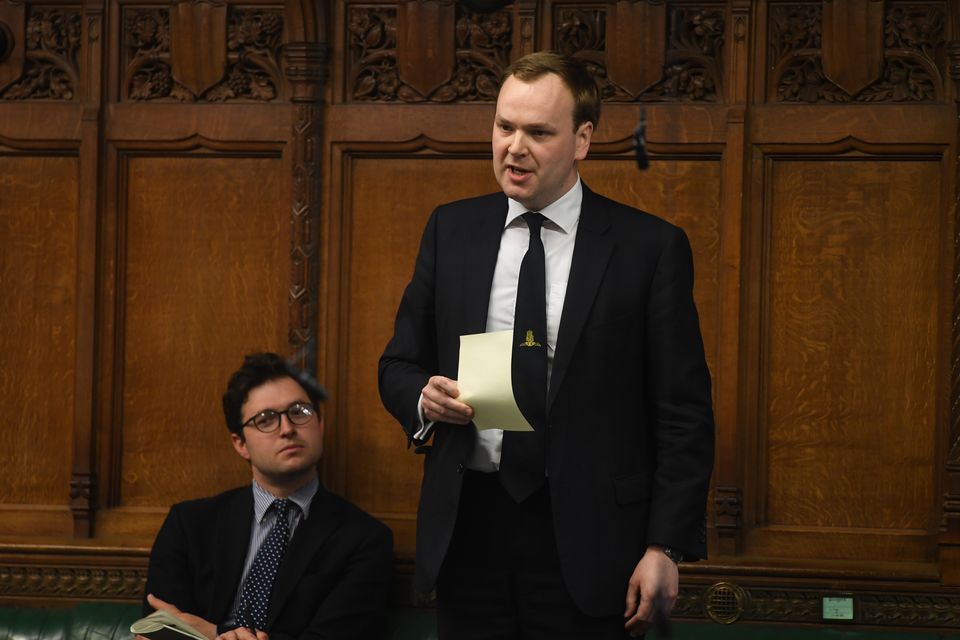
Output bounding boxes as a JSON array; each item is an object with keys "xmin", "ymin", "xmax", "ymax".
[{"xmin": 241, "ymin": 402, "xmax": 318, "ymax": 433}]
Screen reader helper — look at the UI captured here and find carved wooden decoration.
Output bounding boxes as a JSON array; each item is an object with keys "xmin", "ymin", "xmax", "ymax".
[
  {"xmin": 604, "ymin": 0, "xmax": 666, "ymax": 95},
  {"xmin": 124, "ymin": 6, "xmax": 282, "ymax": 101},
  {"xmin": 170, "ymin": 1, "xmax": 227, "ymax": 97},
  {"xmin": 349, "ymin": 3, "xmax": 509, "ymax": 101},
  {"xmin": 770, "ymin": 1, "xmax": 945, "ymax": 103},
  {"xmin": 557, "ymin": 3, "xmax": 724, "ymax": 102},
  {"xmin": 284, "ymin": 42, "xmax": 326, "ymax": 372},
  {"xmin": 714, "ymin": 485, "xmax": 742, "ymax": 553},
  {"xmin": 0, "ymin": 562, "xmax": 147, "ymax": 599},
  {"xmin": 822, "ymin": 0, "xmax": 884, "ymax": 95},
  {"xmin": 398, "ymin": 0, "xmax": 456, "ymax": 96},
  {"xmin": 0, "ymin": 5, "xmax": 80, "ymax": 99}
]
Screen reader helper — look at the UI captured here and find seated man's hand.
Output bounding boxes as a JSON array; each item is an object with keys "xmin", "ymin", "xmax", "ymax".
[
  {"xmin": 146, "ymin": 594, "xmax": 218, "ymax": 640},
  {"xmin": 216, "ymin": 627, "xmax": 268, "ymax": 640}
]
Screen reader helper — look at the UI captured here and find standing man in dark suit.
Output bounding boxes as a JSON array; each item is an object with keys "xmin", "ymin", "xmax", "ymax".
[
  {"xmin": 142, "ymin": 352, "xmax": 393, "ymax": 640},
  {"xmin": 379, "ymin": 51, "xmax": 714, "ymax": 639}
]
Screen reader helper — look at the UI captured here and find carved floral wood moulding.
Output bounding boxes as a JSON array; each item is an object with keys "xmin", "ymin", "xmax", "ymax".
[
  {"xmin": 0, "ymin": 561, "xmax": 147, "ymax": 599},
  {"xmin": 556, "ymin": 3, "xmax": 725, "ymax": 102},
  {"xmin": 348, "ymin": 3, "xmax": 509, "ymax": 102},
  {"xmin": 0, "ymin": 5, "xmax": 81, "ymax": 100},
  {"xmin": 2, "ymin": 556, "xmax": 959, "ymax": 630},
  {"xmin": 346, "ymin": 1, "xmax": 725, "ymax": 104},
  {"xmin": 769, "ymin": 1, "xmax": 946, "ymax": 103},
  {"xmin": 122, "ymin": 5, "xmax": 283, "ymax": 101}
]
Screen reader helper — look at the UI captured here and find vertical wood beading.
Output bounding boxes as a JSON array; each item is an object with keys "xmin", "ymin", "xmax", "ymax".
[
  {"xmin": 283, "ymin": 2, "xmax": 327, "ymax": 376},
  {"xmin": 942, "ymin": 36, "xmax": 960, "ymax": 585},
  {"xmin": 71, "ymin": 0, "xmax": 105, "ymax": 537},
  {"xmin": 713, "ymin": 0, "xmax": 750, "ymax": 556}
]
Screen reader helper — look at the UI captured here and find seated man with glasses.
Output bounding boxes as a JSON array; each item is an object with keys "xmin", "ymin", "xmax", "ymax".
[{"xmin": 141, "ymin": 352, "xmax": 393, "ymax": 640}]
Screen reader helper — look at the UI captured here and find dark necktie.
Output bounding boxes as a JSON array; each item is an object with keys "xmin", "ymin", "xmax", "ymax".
[
  {"xmin": 500, "ymin": 212, "xmax": 548, "ymax": 502},
  {"xmin": 237, "ymin": 499, "xmax": 294, "ymax": 630}
]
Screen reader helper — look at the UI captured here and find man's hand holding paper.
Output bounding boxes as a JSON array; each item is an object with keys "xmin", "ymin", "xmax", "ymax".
[
  {"xmin": 421, "ymin": 376, "xmax": 474, "ymax": 424},
  {"xmin": 457, "ymin": 330, "xmax": 534, "ymax": 432}
]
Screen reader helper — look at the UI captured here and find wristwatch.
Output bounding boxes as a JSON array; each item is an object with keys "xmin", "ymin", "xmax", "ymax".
[{"xmin": 661, "ymin": 546, "xmax": 684, "ymax": 564}]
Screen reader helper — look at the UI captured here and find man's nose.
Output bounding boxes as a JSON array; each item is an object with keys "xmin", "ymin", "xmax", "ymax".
[
  {"xmin": 507, "ymin": 131, "xmax": 527, "ymax": 156},
  {"xmin": 278, "ymin": 414, "xmax": 296, "ymax": 435}
]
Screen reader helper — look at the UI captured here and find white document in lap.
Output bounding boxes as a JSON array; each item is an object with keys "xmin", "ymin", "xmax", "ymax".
[{"xmin": 457, "ymin": 330, "xmax": 534, "ymax": 432}]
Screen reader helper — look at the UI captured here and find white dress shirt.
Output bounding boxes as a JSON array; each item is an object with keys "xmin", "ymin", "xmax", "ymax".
[{"xmin": 417, "ymin": 178, "xmax": 583, "ymax": 471}]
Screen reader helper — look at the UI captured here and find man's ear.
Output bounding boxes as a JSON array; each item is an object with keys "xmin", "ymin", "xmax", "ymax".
[
  {"xmin": 231, "ymin": 432, "xmax": 251, "ymax": 461},
  {"xmin": 574, "ymin": 121, "xmax": 593, "ymax": 161}
]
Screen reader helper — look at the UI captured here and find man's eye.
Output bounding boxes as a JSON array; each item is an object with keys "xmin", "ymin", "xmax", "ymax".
[
  {"xmin": 290, "ymin": 404, "xmax": 313, "ymax": 417},
  {"xmin": 254, "ymin": 411, "xmax": 277, "ymax": 427}
]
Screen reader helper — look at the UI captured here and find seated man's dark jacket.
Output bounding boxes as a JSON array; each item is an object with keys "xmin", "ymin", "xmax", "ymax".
[{"xmin": 143, "ymin": 484, "xmax": 393, "ymax": 640}]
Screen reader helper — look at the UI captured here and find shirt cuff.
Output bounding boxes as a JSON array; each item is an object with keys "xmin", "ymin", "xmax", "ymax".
[{"xmin": 413, "ymin": 394, "xmax": 435, "ymax": 442}]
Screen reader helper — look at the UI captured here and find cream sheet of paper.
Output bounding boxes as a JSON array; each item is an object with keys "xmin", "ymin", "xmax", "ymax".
[{"xmin": 457, "ymin": 330, "xmax": 534, "ymax": 432}]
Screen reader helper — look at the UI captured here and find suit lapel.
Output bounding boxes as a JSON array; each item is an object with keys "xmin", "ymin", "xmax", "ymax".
[
  {"xmin": 211, "ymin": 488, "xmax": 253, "ymax": 621},
  {"xmin": 266, "ymin": 486, "xmax": 342, "ymax": 628},
  {"xmin": 458, "ymin": 197, "xmax": 507, "ymax": 336},
  {"xmin": 548, "ymin": 186, "xmax": 613, "ymax": 412}
]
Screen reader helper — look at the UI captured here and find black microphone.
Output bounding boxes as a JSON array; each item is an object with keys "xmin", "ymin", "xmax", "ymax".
[{"xmin": 634, "ymin": 107, "xmax": 650, "ymax": 170}]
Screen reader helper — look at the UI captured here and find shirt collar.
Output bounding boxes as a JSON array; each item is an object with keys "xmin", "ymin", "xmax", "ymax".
[
  {"xmin": 252, "ymin": 476, "xmax": 319, "ymax": 522},
  {"xmin": 505, "ymin": 177, "xmax": 582, "ymax": 234}
]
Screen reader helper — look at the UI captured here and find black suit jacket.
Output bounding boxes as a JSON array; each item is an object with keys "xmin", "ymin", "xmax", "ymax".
[
  {"xmin": 379, "ymin": 184, "xmax": 715, "ymax": 617},
  {"xmin": 143, "ymin": 484, "xmax": 393, "ymax": 640}
]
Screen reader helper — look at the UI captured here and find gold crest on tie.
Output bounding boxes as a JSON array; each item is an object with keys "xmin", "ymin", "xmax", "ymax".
[{"xmin": 519, "ymin": 330, "xmax": 542, "ymax": 348}]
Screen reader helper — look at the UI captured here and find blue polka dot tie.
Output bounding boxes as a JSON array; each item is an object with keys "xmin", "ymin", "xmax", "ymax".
[{"xmin": 238, "ymin": 499, "xmax": 294, "ymax": 630}]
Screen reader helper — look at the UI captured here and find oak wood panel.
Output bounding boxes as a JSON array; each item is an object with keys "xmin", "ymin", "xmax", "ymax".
[
  {"xmin": 338, "ymin": 154, "xmax": 499, "ymax": 558},
  {"xmin": 751, "ymin": 156, "xmax": 942, "ymax": 562},
  {"xmin": 0, "ymin": 105, "xmax": 82, "ymax": 144},
  {"xmin": 748, "ymin": 105, "xmax": 953, "ymax": 145},
  {"xmin": 0, "ymin": 155, "xmax": 78, "ymax": 537},
  {"xmin": 323, "ymin": 103, "xmax": 730, "ymax": 146},
  {"xmin": 96, "ymin": 154, "xmax": 290, "ymax": 538},
  {"xmin": 104, "ymin": 104, "xmax": 292, "ymax": 142}
]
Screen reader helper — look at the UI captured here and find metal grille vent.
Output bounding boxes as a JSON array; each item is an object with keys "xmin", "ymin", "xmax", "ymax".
[{"xmin": 705, "ymin": 581, "xmax": 746, "ymax": 624}]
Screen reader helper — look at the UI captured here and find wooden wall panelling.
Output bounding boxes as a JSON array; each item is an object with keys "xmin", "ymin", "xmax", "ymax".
[
  {"xmin": 0, "ymin": 150, "xmax": 80, "ymax": 538},
  {"xmin": 0, "ymin": 0, "xmax": 88, "ymax": 540},
  {"xmin": 94, "ymin": 141, "xmax": 292, "ymax": 540},
  {"xmin": 91, "ymin": 0, "xmax": 312, "ymax": 540},
  {"xmin": 755, "ymin": 147, "xmax": 943, "ymax": 564},
  {"xmin": 72, "ymin": 0, "xmax": 106, "ymax": 537},
  {"xmin": 942, "ymin": 9, "xmax": 960, "ymax": 586},
  {"xmin": 330, "ymin": 143, "xmax": 500, "ymax": 559},
  {"xmin": 712, "ymin": 0, "xmax": 750, "ymax": 556},
  {"xmin": 739, "ymin": 0, "xmax": 955, "ymax": 589}
]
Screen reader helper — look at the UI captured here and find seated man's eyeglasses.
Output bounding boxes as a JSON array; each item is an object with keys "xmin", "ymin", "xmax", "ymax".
[{"xmin": 242, "ymin": 402, "xmax": 318, "ymax": 433}]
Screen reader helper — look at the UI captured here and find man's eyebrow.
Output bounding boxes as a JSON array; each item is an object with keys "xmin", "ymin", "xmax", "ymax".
[
  {"xmin": 495, "ymin": 116, "xmax": 555, "ymax": 131},
  {"xmin": 248, "ymin": 399, "xmax": 312, "ymax": 415}
]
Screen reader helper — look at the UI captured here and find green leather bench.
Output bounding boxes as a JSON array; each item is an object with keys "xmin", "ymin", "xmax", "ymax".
[{"xmin": 0, "ymin": 603, "xmax": 439, "ymax": 640}]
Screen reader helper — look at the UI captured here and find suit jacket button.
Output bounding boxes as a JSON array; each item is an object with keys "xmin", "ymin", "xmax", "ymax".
[{"xmin": 457, "ymin": 464, "xmax": 464, "ymax": 474}]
